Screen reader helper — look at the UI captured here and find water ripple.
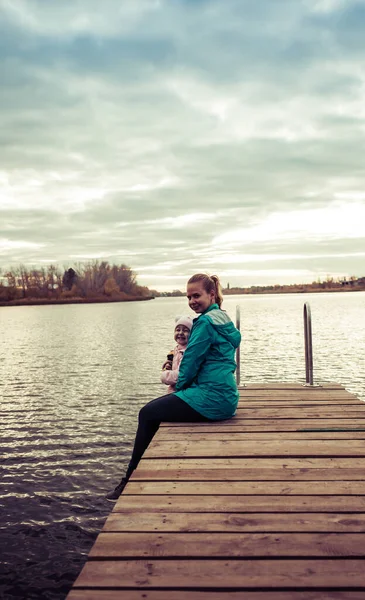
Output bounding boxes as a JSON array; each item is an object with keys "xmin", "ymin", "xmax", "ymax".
[{"xmin": 1, "ymin": 294, "xmax": 364, "ymax": 599}]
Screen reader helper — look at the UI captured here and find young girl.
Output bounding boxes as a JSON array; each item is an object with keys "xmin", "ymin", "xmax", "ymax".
[
  {"xmin": 106, "ymin": 273, "xmax": 241, "ymax": 501},
  {"xmin": 160, "ymin": 316, "xmax": 193, "ymax": 394}
]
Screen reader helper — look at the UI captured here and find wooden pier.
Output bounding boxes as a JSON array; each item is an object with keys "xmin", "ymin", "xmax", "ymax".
[{"xmin": 67, "ymin": 383, "xmax": 365, "ymax": 599}]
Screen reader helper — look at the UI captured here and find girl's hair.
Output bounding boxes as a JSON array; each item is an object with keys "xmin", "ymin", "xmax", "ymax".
[{"xmin": 187, "ymin": 273, "xmax": 223, "ymax": 308}]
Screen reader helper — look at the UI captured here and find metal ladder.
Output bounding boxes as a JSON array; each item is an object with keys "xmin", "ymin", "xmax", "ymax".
[
  {"xmin": 303, "ymin": 301, "xmax": 313, "ymax": 385},
  {"xmin": 235, "ymin": 301, "xmax": 314, "ymax": 386}
]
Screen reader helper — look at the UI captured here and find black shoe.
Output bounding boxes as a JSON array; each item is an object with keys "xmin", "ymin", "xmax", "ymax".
[{"xmin": 105, "ymin": 478, "xmax": 127, "ymax": 501}]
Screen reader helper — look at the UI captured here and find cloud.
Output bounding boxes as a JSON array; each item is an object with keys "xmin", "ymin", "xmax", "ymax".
[
  {"xmin": 1, "ymin": 0, "xmax": 365, "ymax": 289},
  {"xmin": 213, "ymin": 202, "xmax": 365, "ymax": 247},
  {"xmin": 0, "ymin": 0, "xmax": 162, "ymax": 39}
]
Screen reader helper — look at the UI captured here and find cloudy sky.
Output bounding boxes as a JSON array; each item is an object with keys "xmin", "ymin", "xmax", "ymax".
[{"xmin": 1, "ymin": 0, "xmax": 365, "ymax": 291}]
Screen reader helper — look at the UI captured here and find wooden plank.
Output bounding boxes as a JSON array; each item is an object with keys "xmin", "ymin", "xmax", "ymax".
[
  {"xmin": 139, "ymin": 457, "xmax": 365, "ymax": 468},
  {"xmin": 239, "ymin": 394, "xmax": 353, "ymax": 399},
  {"xmin": 238, "ymin": 395, "xmax": 359, "ymax": 401},
  {"xmin": 236, "ymin": 400, "xmax": 364, "ymax": 406},
  {"xmin": 104, "ymin": 511, "xmax": 365, "ymax": 532},
  {"xmin": 159, "ymin": 419, "xmax": 365, "ymax": 430},
  {"xmin": 158, "ymin": 423, "xmax": 365, "ymax": 432},
  {"xmin": 238, "ymin": 392, "xmax": 355, "ymax": 399},
  {"xmin": 137, "ymin": 457, "xmax": 365, "ymax": 468},
  {"xmin": 239, "ymin": 392, "xmax": 359, "ymax": 398},
  {"xmin": 239, "ymin": 388, "xmax": 358, "ymax": 395},
  {"xmin": 234, "ymin": 409, "xmax": 365, "ymax": 417},
  {"xmin": 89, "ymin": 532, "xmax": 365, "ymax": 558},
  {"xmin": 67, "ymin": 591, "xmax": 365, "ymax": 600},
  {"xmin": 156, "ymin": 431, "xmax": 365, "ymax": 440},
  {"xmin": 134, "ymin": 457, "xmax": 365, "ymax": 481},
  {"xmin": 114, "ymin": 495, "xmax": 365, "ymax": 513},
  {"xmin": 72, "ymin": 558, "xmax": 365, "ymax": 588},
  {"xmin": 124, "ymin": 481, "xmax": 365, "ymax": 495},
  {"xmin": 238, "ymin": 399, "xmax": 362, "ymax": 404},
  {"xmin": 143, "ymin": 439, "xmax": 365, "ymax": 457},
  {"xmin": 211, "ymin": 420, "xmax": 365, "ymax": 426},
  {"xmin": 241, "ymin": 383, "xmax": 344, "ymax": 389},
  {"xmin": 237, "ymin": 401, "xmax": 363, "ymax": 406},
  {"xmin": 132, "ymin": 467, "xmax": 365, "ymax": 481},
  {"xmin": 239, "ymin": 391, "xmax": 357, "ymax": 396},
  {"xmin": 233, "ymin": 411, "xmax": 365, "ymax": 419}
]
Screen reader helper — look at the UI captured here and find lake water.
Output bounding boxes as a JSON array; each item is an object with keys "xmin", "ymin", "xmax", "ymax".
[{"xmin": 1, "ymin": 292, "xmax": 364, "ymax": 599}]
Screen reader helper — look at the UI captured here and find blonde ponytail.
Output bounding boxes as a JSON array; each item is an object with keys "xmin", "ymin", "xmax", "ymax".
[{"xmin": 210, "ymin": 274, "xmax": 223, "ymax": 308}]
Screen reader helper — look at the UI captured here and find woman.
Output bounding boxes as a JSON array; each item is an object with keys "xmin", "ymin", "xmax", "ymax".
[{"xmin": 106, "ymin": 273, "xmax": 241, "ymax": 501}]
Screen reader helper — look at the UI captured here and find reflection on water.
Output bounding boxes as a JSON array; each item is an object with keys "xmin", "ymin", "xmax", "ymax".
[{"xmin": 0, "ymin": 292, "xmax": 364, "ymax": 598}]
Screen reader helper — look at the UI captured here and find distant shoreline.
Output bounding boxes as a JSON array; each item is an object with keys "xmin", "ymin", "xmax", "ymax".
[
  {"xmin": 1, "ymin": 287, "xmax": 364, "ymax": 307},
  {"xmin": 159, "ymin": 286, "xmax": 365, "ymax": 298},
  {"xmin": 0, "ymin": 296, "xmax": 155, "ymax": 308},
  {"xmin": 222, "ymin": 286, "xmax": 365, "ymax": 296}
]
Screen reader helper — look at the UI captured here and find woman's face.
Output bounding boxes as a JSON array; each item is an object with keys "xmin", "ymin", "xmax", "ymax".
[{"xmin": 187, "ymin": 281, "xmax": 215, "ymax": 314}]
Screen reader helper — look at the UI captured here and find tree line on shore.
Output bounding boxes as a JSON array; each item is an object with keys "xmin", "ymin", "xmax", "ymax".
[
  {"xmin": 0, "ymin": 261, "xmax": 153, "ymax": 303},
  {"xmin": 156, "ymin": 275, "xmax": 365, "ymax": 297},
  {"xmin": 1, "ymin": 264, "xmax": 364, "ymax": 304},
  {"xmin": 222, "ymin": 275, "xmax": 365, "ymax": 295}
]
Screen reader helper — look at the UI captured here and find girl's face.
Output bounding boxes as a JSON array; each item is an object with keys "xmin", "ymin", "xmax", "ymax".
[
  {"xmin": 187, "ymin": 281, "xmax": 215, "ymax": 314},
  {"xmin": 174, "ymin": 325, "xmax": 190, "ymax": 346}
]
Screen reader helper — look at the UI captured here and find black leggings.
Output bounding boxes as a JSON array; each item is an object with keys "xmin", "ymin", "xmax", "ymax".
[{"xmin": 124, "ymin": 394, "xmax": 209, "ymax": 480}]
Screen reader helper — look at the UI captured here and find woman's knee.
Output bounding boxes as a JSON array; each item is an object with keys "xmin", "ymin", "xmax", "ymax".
[
  {"xmin": 138, "ymin": 401, "xmax": 159, "ymax": 423},
  {"xmin": 138, "ymin": 394, "xmax": 172, "ymax": 422},
  {"xmin": 138, "ymin": 404, "xmax": 149, "ymax": 422}
]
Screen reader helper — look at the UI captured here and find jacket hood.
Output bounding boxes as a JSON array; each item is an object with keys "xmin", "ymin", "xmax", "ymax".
[{"xmin": 203, "ymin": 306, "xmax": 241, "ymax": 349}]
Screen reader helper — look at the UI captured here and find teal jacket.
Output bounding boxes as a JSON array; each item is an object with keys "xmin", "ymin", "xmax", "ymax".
[{"xmin": 175, "ymin": 304, "xmax": 241, "ymax": 420}]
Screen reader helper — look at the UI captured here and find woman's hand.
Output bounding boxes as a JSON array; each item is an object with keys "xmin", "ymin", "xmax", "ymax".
[{"xmin": 162, "ymin": 360, "xmax": 173, "ymax": 370}]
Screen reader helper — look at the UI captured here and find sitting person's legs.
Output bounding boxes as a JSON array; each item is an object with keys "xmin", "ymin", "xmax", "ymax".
[
  {"xmin": 126, "ymin": 393, "xmax": 208, "ymax": 477},
  {"xmin": 106, "ymin": 393, "xmax": 208, "ymax": 500}
]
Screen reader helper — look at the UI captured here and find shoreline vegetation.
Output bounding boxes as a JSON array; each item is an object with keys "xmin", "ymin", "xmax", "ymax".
[
  {"xmin": 0, "ymin": 261, "xmax": 154, "ymax": 307},
  {"xmin": 223, "ymin": 277, "xmax": 365, "ymax": 296},
  {"xmin": 0, "ymin": 261, "xmax": 364, "ymax": 307},
  {"xmin": 0, "ymin": 296, "xmax": 153, "ymax": 307},
  {"xmin": 156, "ymin": 276, "xmax": 365, "ymax": 297}
]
